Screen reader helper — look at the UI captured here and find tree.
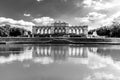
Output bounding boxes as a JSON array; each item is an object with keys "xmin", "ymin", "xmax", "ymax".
[
  {"xmin": 96, "ymin": 26, "xmax": 110, "ymax": 37},
  {"xmin": 89, "ymin": 21, "xmax": 120, "ymax": 37}
]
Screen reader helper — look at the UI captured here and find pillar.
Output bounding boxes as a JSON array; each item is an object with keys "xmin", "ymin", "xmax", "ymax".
[
  {"xmin": 78, "ymin": 29, "xmax": 80, "ymax": 35},
  {"xmin": 43, "ymin": 28, "xmax": 46, "ymax": 34},
  {"xmin": 44, "ymin": 28, "xmax": 47, "ymax": 34},
  {"xmin": 47, "ymin": 28, "xmax": 49, "ymax": 34},
  {"xmin": 39, "ymin": 28, "xmax": 42, "ymax": 35},
  {"xmin": 48, "ymin": 28, "xmax": 51, "ymax": 34},
  {"xmin": 39, "ymin": 28, "xmax": 41, "ymax": 35},
  {"xmin": 71, "ymin": 28, "xmax": 73, "ymax": 34},
  {"xmin": 51, "ymin": 26, "xmax": 54, "ymax": 34},
  {"xmin": 66, "ymin": 27, "xmax": 69, "ymax": 34},
  {"xmin": 78, "ymin": 28, "xmax": 80, "ymax": 34},
  {"xmin": 77, "ymin": 28, "xmax": 79, "ymax": 35},
  {"xmin": 81, "ymin": 28, "xmax": 84, "ymax": 34},
  {"xmin": 83, "ymin": 26, "xmax": 88, "ymax": 36},
  {"xmin": 73, "ymin": 28, "xmax": 76, "ymax": 34},
  {"xmin": 79, "ymin": 28, "xmax": 82, "ymax": 34},
  {"xmin": 42, "ymin": 28, "xmax": 44, "ymax": 34},
  {"xmin": 75, "ymin": 28, "xmax": 77, "ymax": 35},
  {"xmin": 36, "ymin": 29, "xmax": 39, "ymax": 34},
  {"xmin": 32, "ymin": 26, "xmax": 37, "ymax": 37}
]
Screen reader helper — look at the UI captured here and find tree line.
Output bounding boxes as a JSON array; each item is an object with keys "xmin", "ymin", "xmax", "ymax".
[
  {"xmin": 0, "ymin": 25, "xmax": 31, "ymax": 37},
  {"xmin": 88, "ymin": 22, "xmax": 120, "ymax": 37}
]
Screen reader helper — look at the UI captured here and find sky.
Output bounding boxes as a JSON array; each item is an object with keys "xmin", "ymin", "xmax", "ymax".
[{"xmin": 0, "ymin": 0, "xmax": 120, "ymax": 30}]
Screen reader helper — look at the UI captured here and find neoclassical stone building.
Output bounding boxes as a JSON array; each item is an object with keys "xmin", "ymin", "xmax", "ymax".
[{"xmin": 32, "ymin": 21, "xmax": 88, "ymax": 37}]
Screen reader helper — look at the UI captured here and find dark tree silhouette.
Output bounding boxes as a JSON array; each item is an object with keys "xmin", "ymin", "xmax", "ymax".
[
  {"xmin": 0, "ymin": 25, "xmax": 30, "ymax": 37},
  {"xmin": 89, "ymin": 22, "xmax": 120, "ymax": 37},
  {"xmin": 9, "ymin": 28, "xmax": 23, "ymax": 37}
]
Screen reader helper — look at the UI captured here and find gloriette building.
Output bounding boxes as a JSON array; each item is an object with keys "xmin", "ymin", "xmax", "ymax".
[{"xmin": 32, "ymin": 21, "xmax": 88, "ymax": 37}]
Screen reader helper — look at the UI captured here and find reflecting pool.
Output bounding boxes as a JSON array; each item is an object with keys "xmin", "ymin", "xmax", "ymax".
[{"xmin": 0, "ymin": 44, "xmax": 120, "ymax": 80}]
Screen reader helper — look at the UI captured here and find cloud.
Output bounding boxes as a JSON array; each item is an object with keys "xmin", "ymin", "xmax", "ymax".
[
  {"xmin": 83, "ymin": 0, "xmax": 112, "ymax": 10},
  {"xmin": 0, "ymin": 47, "xmax": 33, "ymax": 64},
  {"xmin": 0, "ymin": 46, "xmax": 54, "ymax": 65},
  {"xmin": 84, "ymin": 72, "xmax": 120, "ymax": 80},
  {"xmin": 75, "ymin": 17, "xmax": 89, "ymax": 24},
  {"xmin": 83, "ymin": 0, "xmax": 114, "ymax": 10},
  {"xmin": 80, "ymin": 0, "xmax": 120, "ymax": 29},
  {"xmin": 62, "ymin": 0, "xmax": 68, "ymax": 2},
  {"xmin": 87, "ymin": 48, "xmax": 120, "ymax": 70},
  {"xmin": 88, "ymin": 12, "xmax": 107, "ymax": 21},
  {"xmin": 24, "ymin": 13, "xmax": 31, "ymax": 17},
  {"xmin": 0, "ymin": 17, "xmax": 35, "ymax": 31},
  {"xmin": 0, "ymin": 16, "xmax": 54, "ymax": 31},
  {"xmin": 67, "ymin": 47, "xmax": 120, "ymax": 70},
  {"xmin": 36, "ymin": 0, "xmax": 43, "ymax": 2},
  {"xmin": 82, "ymin": 0, "xmax": 120, "ymax": 11},
  {"xmin": 33, "ymin": 57, "xmax": 53, "ymax": 64},
  {"xmin": 75, "ymin": 11, "xmax": 120, "ymax": 29},
  {"xmin": 0, "ymin": 17, "xmax": 34, "ymax": 26},
  {"xmin": 99, "ymin": 11, "xmax": 120, "ymax": 26},
  {"xmin": 33, "ymin": 17, "xmax": 55, "ymax": 26},
  {"xmin": 87, "ymin": 52, "xmax": 113, "ymax": 69},
  {"xmin": 75, "ymin": 12, "xmax": 106, "ymax": 28},
  {"xmin": 75, "ymin": 12, "xmax": 107, "ymax": 22}
]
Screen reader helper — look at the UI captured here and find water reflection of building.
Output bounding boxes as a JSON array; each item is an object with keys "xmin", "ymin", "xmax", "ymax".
[
  {"xmin": 0, "ymin": 45, "xmax": 89, "ymax": 64},
  {"xmin": 0, "ymin": 45, "xmax": 89, "ymax": 59},
  {"xmin": 32, "ymin": 45, "xmax": 88, "ymax": 61}
]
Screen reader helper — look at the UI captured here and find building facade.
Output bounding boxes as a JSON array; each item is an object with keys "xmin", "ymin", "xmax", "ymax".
[{"xmin": 32, "ymin": 21, "xmax": 88, "ymax": 37}]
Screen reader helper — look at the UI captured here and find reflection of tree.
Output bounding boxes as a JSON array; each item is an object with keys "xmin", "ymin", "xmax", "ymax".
[
  {"xmin": 89, "ymin": 47, "xmax": 98, "ymax": 53},
  {"xmin": 89, "ymin": 47, "xmax": 111, "ymax": 56},
  {"xmin": 0, "ymin": 45, "xmax": 24, "ymax": 57},
  {"xmin": 88, "ymin": 46, "xmax": 120, "ymax": 61},
  {"xmin": 84, "ymin": 72, "xmax": 120, "ymax": 80}
]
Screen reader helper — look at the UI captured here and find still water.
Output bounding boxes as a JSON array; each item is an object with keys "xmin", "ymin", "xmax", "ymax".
[{"xmin": 0, "ymin": 44, "xmax": 120, "ymax": 80}]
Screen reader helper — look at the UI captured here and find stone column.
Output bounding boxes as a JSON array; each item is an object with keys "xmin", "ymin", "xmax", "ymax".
[
  {"xmin": 68, "ymin": 28, "xmax": 70, "ymax": 34},
  {"xmin": 71, "ymin": 28, "xmax": 74, "ymax": 34},
  {"xmin": 51, "ymin": 26, "xmax": 54, "ymax": 34},
  {"xmin": 73, "ymin": 28, "xmax": 76, "ymax": 34},
  {"xmin": 66, "ymin": 27, "xmax": 69, "ymax": 35},
  {"xmin": 83, "ymin": 26, "xmax": 88, "ymax": 36},
  {"xmin": 75, "ymin": 28, "xmax": 77, "ymax": 35},
  {"xmin": 46, "ymin": 28, "xmax": 49, "ymax": 34},
  {"xmin": 78, "ymin": 28, "xmax": 81, "ymax": 35},
  {"xmin": 39, "ymin": 28, "xmax": 41, "ymax": 35},
  {"xmin": 48, "ymin": 28, "xmax": 51, "ymax": 34},
  {"xmin": 81, "ymin": 28, "xmax": 84, "ymax": 34},
  {"xmin": 78, "ymin": 29, "xmax": 80, "ymax": 35},
  {"xmin": 76, "ymin": 28, "xmax": 79, "ymax": 35},
  {"xmin": 43, "ymin": 28, "xmax": 46, "ymax": 34},
  {"xmin": 36, "ymin": 29, "xmax": 39, "ymax": 34},
  {"xmin": 44, "ymin": 28, "xmax": 46, "ymax": 34},
  {"xmin": 32, "ymin": 26, "xmax": 37, "ymax": 37}
]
